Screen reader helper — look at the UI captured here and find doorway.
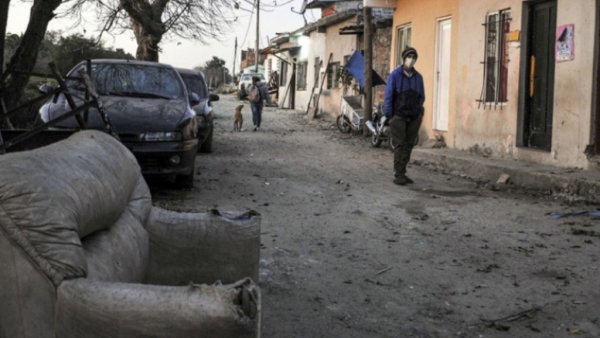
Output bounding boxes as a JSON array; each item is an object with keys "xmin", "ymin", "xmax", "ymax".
[
  {"xmin": 520, "ymin": 0, "xmax": 557, "ymax": 151},
  {"xmin": 433, "ymin": 17, "xmax": 452, "ymax": 131}
]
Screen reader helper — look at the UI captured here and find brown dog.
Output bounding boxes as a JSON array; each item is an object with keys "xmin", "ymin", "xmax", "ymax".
[{"xmin": 233, "ymin": 104, "xmax": 244, "ymax": 131}]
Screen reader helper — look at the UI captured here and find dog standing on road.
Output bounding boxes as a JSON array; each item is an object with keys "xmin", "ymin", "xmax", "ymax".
[{"xmin": 233, "ymin": 104, "xmax": 244, "ymax": 132}]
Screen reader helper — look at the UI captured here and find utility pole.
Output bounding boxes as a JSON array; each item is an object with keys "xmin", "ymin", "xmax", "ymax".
[
  {"xmin": 233, "ymin": 37, "xmax": 237, "ymax": 81},
  {"xmin": 363, "ymin": 6, "xmax": 373, "ymax": 136},
  {"xmin": 255, "ymin": 0, "xmax": 260, "ymax": 73}
]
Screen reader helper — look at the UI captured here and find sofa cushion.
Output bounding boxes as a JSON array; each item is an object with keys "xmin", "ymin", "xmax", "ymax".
[
  {"xmin": 83, "ymin": 175, "xmax": 151, "ymax": 282},
  {"xmin": 0, "ymin": 131, "xmax": 145, "ymax": 284}
]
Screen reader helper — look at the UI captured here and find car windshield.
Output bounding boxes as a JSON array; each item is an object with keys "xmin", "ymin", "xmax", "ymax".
[
  {"xmin": 77, "ymin": 63, "xmax": 184, "ymax": 100},
  {"xmin": 180, "ymin": 73, "xmax": 208, "ymax": 99}
]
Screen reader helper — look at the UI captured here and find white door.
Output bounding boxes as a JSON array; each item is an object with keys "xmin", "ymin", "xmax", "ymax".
[{"xmin": 433, "ymin": 18, "xmax": 452, "ymax": 131}]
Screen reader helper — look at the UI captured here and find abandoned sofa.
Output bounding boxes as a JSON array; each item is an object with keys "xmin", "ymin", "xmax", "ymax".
[{"xmin": 0, "ymin": 131, "xmax": 261, "ymax": 338}]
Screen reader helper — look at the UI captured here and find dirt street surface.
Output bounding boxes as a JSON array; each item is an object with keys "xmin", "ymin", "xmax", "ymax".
[{"xmin": 151, "ymin": 95, "xmax": 600, "ymax": 338}]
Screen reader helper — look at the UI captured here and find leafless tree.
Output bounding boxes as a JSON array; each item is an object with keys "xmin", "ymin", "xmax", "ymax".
[
  {"xmin": 2, "ymin": 0, "xmax": 63, "ymax": 116},
  {"xmin": 65, "ymin": 0, "xmax": 236, "ymax": 62}
]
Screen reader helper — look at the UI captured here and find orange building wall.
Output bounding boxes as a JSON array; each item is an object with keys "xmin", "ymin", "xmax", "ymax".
[{"xmin": 391, "ymin": 0, "xmax": 459, "ymax": 145}]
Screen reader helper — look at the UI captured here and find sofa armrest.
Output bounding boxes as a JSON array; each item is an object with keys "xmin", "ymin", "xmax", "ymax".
[
  {"xmin": 145, "ymin": 207, "xmax": 260, "ymax": 285},
  {"xmin": 55, "ymin": 278, "xmax": 260, "ymax": 338}
]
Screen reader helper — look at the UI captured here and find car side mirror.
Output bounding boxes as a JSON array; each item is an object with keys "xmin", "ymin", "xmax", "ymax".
[
  {"xmin": 189, "ymin": 92, "xmax": 200, "ymax": 106},
  {"xmin": 209, "ymin": 93, "xmax": 220, "ymax": 102}
]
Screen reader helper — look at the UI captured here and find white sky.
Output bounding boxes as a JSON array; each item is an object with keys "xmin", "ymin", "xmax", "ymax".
[{"xmin": 6, "ymin": 0, "xmax": 318, "ymax": 72}]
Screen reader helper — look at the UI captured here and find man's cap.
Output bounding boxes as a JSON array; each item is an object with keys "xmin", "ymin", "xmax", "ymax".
[{"xmin": 402, "ymin": 47, "xmax": 418, "ymax": 60}]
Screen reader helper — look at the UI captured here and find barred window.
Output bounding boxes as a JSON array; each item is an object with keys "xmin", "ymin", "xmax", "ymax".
[
  {"xmin": 314, "ymin": 57, "xmax": 320, "ymax": 86},
  {"xmin": 327, "ymin": 62, "xmax": 340, "ymax": 89},
  {"xmin": 296, "ymin": 61, "xmax": 308, "ymax": 91},
  {"xmin": 480, "ymin": 9, "xmax": 510, "ymax": 106},
  {"xmin": 280, "ymin": 61, "xmax": 288, "ymax": 86}
]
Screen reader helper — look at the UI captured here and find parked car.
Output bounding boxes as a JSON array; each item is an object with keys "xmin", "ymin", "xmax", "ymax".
[
  {"xmin": 238, "ymin": 72, "xmax": 265, "ymax": 100},
  {"xmin": 176, "ymin": 68, "xmax": 219, "ymax": 153},
  {"xmin": 39, "ymin": 59, "xmax": 198, "ymax": 187}
]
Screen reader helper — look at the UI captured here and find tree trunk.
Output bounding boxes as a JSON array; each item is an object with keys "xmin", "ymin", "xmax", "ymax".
[
  {"xmin": 132, "ymin": 20, "xmax": 162, "ymax": 62},
  {"xmin": 0, "ymin": 0, "xmax": 9, "ymax": 77},
  {"xmin": 120, "ymin": 0, "xmax": 166, "ymax": 62},
  {"xmin": 4, "ymin": 0, "xmax": 61, "ymax": 110}
]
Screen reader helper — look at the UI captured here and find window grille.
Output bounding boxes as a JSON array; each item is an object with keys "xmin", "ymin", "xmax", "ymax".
[
  {"xmin": 327, "ymin": 62, "xmax": 340, "ymax": 89},
  {"xmin": 296, "ymin": 61, "xmax": 308, "ymax": 91},
  {"xmin": 267, "ymin": 59, "xmax": 272, "ymax": 79},
  {"xmin": 479, "ymin": 9, "xmax": 511, "ymax": 109},
  {"xmin": 314, "ymin": 57, "xmax": 320, "ymax": 86},
  {"xmin": 280, "ymin": 61, "xmax": 288, "ymax": 86}
]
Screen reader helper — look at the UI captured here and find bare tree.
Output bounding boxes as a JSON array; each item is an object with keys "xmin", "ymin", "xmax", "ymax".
[
  {"xmin": 2, "ymin": 0, "xmax": 63, "ymax": 113},
  {"xmin": 67, "ymin": 0, "xmax": 236, "ymax": 62},
  {"xmin": 0, "ymin": 0, "xmax": 9, "ymax": 75}
]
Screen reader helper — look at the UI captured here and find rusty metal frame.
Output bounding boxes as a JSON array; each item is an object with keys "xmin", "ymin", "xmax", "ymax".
[{"xmin": 0, "ymin": 60, "xmax": 118, "ymax": 154}]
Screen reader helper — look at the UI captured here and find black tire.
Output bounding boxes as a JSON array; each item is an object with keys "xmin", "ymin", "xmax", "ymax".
[
  {"xmin": 336, "ymin": 115, "xmax": 352, "ymax": 133},
  {"xmin": 176, "ymin": 162, "xmax": 195, "ymax": 189},
  {"xmin": 371, "ymin": 132, "xmax": 383, "ymax": 147},
  {"xmin": 200, "ymin": 126, "xmax": 213, "ymax": 153}
]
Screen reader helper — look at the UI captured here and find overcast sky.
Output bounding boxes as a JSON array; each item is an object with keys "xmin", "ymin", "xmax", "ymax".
[{"xmin": 6, "ymin": 1, "xmax": 317, "ymax": 72}]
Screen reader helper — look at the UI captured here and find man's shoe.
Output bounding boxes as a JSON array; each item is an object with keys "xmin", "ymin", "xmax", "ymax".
[
  {"xmin": 394, "ymin": 175, "xmax": 409, "ymax": 185},
  {"xmin": 405, "ymin": 176, "xmax": 414, "ymax": 184},
  {"xmin": 253, "ymin": 126, "xmax": 257, "ymax": 132}
]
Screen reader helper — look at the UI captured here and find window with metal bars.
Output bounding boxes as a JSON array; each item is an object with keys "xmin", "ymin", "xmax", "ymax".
[
  {"xmin": 314, "ymin": 57, "xmax": 320, "ymax": 86},
  {"xmin": 327, "ymin": 62, "xmax": 340, "ymax": 89},
  {"xmin": 296, "ymin": 61, "xmax": 308, "ymax": 91},
  {"xmin": 280, "ymin": 61, "xmax": 288, "ymax": 86},
  {"xmin": 479, "ymin": 9, "xmax": 510, "ymax": 107}
]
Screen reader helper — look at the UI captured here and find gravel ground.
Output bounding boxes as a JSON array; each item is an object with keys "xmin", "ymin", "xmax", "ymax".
[{"xmin": 151, "ymin": 94, "xmax": 600, "ymax": 338}]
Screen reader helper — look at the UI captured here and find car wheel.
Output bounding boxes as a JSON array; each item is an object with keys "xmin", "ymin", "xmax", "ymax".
[
  {"xmin": 371, "ymin": 132, "xmax": 383, "ymax": 147},
  {"xmin": 200, "ymin": 125, "xmax": 213, "ymax": 153},
  {"xmin": 176, "ymin": 163, "xmax": 195, "ymax": 189}
]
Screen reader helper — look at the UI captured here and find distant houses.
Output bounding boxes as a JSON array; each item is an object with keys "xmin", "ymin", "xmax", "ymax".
[{"xmin": 253, "ymin": 0, "xmax": 600, "ymax": 170}]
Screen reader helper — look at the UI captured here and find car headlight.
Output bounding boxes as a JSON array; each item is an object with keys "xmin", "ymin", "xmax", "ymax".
[{"xmin": 141, "ymin": 132, "xmax": 182, "ymax": 141}]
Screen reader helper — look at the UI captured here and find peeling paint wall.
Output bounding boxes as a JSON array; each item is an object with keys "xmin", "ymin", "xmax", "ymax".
[
  {"xmin": 541, "ymin": 0, "xmax": 597, "ymax": 168},
  {"xmin": 372, "ymin": 25, "xmax": 393, "ymax": 107},
  {"xmin": 454, "ymin": 0, "xmax": 521, "ymax": 159},
  {"xmin": 455, "ymin": 0, "xmax": 597, "ymax": 168},
  {"xmin": 316, "ymin": 18, "xmax": 359, "ymax": 117},
  {"xmin": 295, "ymin": 30, "xmax": 328, "ymax": 113}
]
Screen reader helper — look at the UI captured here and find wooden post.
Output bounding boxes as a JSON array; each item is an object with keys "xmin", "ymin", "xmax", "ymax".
[
  {"xmin": 255, "ymin": 0, "xmax": 260, "ymax": 73},
  {"xmin": 233, "ymin": 37, "xmax": 238, "ymax": 81},
  {"xmin": 363, "ymin": 6, "xmax": 373, "ymax": 136}
]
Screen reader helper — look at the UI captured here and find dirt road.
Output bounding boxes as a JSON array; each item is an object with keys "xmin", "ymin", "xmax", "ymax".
[{"xmin": 152, "ymin": 94, "xmax": 600, "ymax": 338}]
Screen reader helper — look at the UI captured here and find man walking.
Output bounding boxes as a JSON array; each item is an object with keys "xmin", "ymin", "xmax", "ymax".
[
  {"xmin": 383, "ymin": 47, "xmax": 425, "ymax": 185},
  {"xmin": 249, "ymin": 76, "xmax": 270, "ymax": 131}
]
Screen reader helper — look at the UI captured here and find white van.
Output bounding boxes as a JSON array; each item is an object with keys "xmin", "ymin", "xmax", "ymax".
[{"xmin": 238, "ymin": 73, "xmax": 265, "ymax": 100}]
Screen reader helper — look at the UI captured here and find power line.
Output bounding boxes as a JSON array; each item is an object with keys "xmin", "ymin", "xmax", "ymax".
[{"xmin": 239, "ymin": 5, "xmax": 255, "ymax": 49}]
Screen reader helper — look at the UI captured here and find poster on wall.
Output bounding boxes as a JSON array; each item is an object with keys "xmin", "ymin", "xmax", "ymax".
[{"xmin": 556, "ymin": 24, "xmax": 575, "ymax": 62}]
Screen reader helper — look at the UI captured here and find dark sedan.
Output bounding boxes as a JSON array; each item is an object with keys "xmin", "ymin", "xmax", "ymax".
[
  {"xmin": 176, "ymin": 68, "xmax": 219, "ymax": 153},
  {"xmin": 39, "ymin": 59, "xmax": 198, "ymax": 187}
]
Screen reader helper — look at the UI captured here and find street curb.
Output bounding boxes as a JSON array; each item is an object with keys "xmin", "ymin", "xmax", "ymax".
[{"xmin": 411, "ymin": 148, "xmax": 600, "ymax": 204}]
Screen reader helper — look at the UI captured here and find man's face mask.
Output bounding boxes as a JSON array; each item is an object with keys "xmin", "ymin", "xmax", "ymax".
[{"xmin": 404, "ymin": 56, "xmax": 416, "ymax": 69}]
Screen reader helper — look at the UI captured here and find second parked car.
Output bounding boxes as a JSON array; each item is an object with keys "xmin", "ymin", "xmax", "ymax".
[{"xmin": 176, "ymin": 68, "xmax": 219, "ymax": 153}]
